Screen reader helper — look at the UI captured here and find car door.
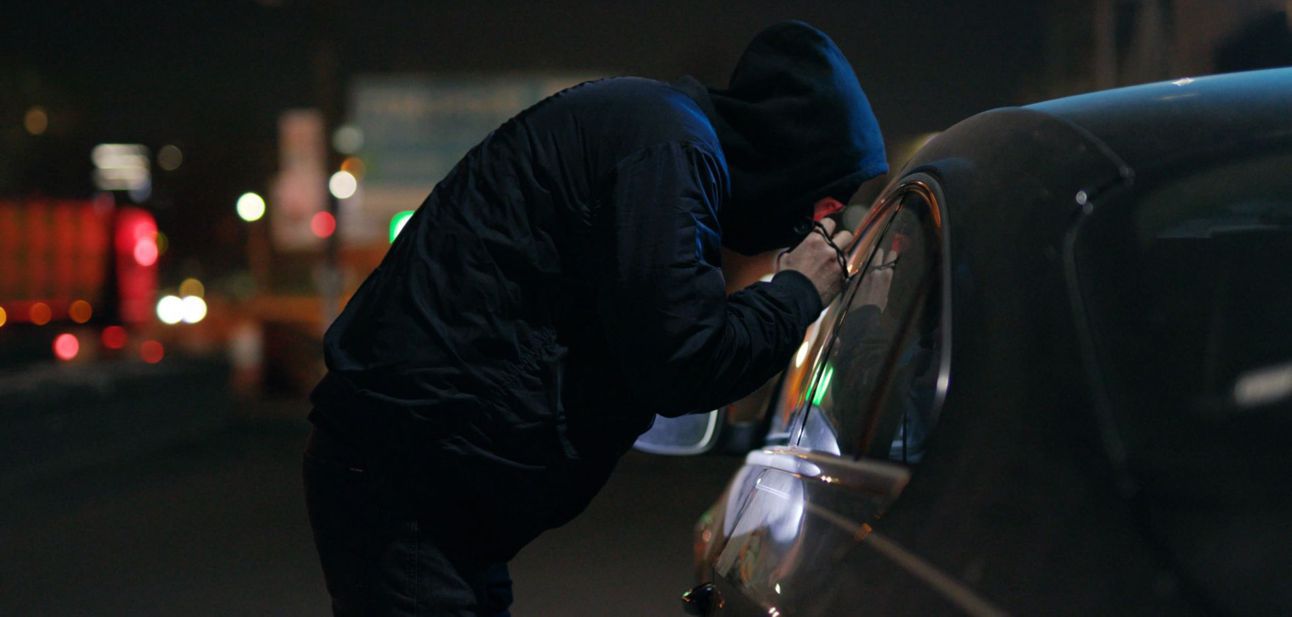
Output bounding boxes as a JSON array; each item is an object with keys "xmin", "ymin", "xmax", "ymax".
[{"xmin": 693, "ymin": 177, "xmax": 949, "ymax": 616}]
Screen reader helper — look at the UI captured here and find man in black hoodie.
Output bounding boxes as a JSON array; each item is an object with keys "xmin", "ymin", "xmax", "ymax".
[{"xmin": 303, "ymin": 21, "xmax": 886, "ymax": 616}]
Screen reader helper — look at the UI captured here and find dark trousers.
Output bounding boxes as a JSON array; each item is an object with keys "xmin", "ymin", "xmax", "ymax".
[{"xmin": 303, "ymin": 426, "xmax": 514, "ymax": 616}]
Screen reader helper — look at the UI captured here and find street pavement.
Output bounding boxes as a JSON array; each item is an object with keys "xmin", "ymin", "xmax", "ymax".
[{"xmin": 0, "ymin": 401, "xmax": 742, "ymax": 616}]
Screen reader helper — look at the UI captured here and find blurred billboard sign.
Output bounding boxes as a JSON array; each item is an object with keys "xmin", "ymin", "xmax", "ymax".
[
  {"xmin": 342, "ymin": 74, "xmax": 596, "ymax": 244},
  {"xmin": 0, "ymin": 196, "xmax": 157, "ymax": 326},
  {"xmin": 271, "ymin": 109, "xmax": 328, "ymax": 251},
  {"xmin": 91, "ymin": 143, "xmax": 151, "ymax": 202}
]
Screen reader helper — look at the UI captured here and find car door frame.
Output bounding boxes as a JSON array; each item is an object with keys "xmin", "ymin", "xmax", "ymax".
[{"xmin": 696, "ymin": 174, "xmax": 956, "ymax": 616}]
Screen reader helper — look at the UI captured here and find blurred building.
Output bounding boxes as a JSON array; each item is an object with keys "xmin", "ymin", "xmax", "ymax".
[
  {"xmin": 5, "ymin": 1, "xmax": 1290, "ymax": 396},
  {"xmin": 1038, "ymin": 0, "xmax": 1292, "ymax": 98}
]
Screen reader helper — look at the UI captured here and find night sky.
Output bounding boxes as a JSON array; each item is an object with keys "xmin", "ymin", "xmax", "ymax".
[{"xmin": 3, "ymin": 1, "xmax": 1048, "ymax": 278}]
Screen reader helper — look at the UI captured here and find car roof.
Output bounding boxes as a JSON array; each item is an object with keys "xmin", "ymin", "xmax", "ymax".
[{"xmin": 1025, "ymin": 68, "xmax": 1292, "ymax": 177}]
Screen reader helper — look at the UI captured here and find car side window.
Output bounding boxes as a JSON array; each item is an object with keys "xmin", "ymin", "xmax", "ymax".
[
  {"xmin": 797, "ymin": 187, "xmax": 944, "ymax": 463},
  {"xmin": 764, "ymin": 201, "xmax": 898, "ymax": 446}
]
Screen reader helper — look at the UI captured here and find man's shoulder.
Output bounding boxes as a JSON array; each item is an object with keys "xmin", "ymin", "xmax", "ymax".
[
  {"xmin": 552, "ymin": 77, "xmax": 720, "ymax": 151},
  {"xmin": 565, "ymin": 77, "xmax": 692, "ymax": 108}
]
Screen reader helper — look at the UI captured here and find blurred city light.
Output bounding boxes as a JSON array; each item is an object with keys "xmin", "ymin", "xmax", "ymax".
[
  {"xmin": 340, "ymin": 156, "xmax": 366, "ymax": 179},
  {"xmin": 24, "ymin": 106, "xmax": 48, "ymax": 135},
  {"xmin": 328, "ymin": 171, "xmax": 357, "ymax": 199},
  {"xmin": 53, "ymin": 333, "xmax": 80, "ymax": 361},
  {"xmin": 332, "ymin": 125, "xmax": 364, "ymax": 154},
  {"xmin": 133, "ymin": 233, "xmax": 159, "ymax": 266},
  {"xmin": 129, "ymin": 182, "xmax": 153, "ymax": 203},
  {"xmin": 179, "ymin": 277, "xmax": 205, "ymax": 297},
  {"xmin": 156, "ymin": 295, "xmax": 184, "ymax": 325},
  {"xmin": 389, "ymin": 210, "xmax": 414, "ymax": 243},
  {"xmin": 236, "ymin": 192, "xmax": 266, "ymax": 222},
  {"xmin": 69, "ymin": 300, "xmax": 93, "ymax": 324},
  {"xmin": 140, "ymin": 339, "xmax": 164, "ymax": 364},
  {"xmin": 180, "ymin": 295, "xmax": 207, "ymax": 324},
  {"xmin": 91, "ymin": 144, "xmax": 151, "ymax": 193},
  {"xmin": 0, "ymin": 306, "xmax": 7, "ymax": 328},
  {"xmin": 157, "ymin": 145, "xmax": 184, "ymax": 171},
  {"xmin": 311, "ymin": 211, "xmax": 337, "ymax": 238},
  {"xmin": 30, "ymin": 302, "xmax": 52, "ymax": 326},
  {"xmin": 101, "ymin": 325, "xmax": 127, "ymax": 349},
  {"xmin": 113, "ymin": 208, "xmax": 159, "ymax": 324}
]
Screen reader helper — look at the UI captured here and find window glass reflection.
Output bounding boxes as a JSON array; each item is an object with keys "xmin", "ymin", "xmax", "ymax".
[
  {"xmin": 800, "ymin": 191, "xmax": 943, "ymax": 463},
  {"xmin": 767, "ymin": 202, "xmax": 896, "ymax": 442}
]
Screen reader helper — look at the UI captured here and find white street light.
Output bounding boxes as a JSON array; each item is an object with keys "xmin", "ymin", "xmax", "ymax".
[
  {"xmin": 329, "ymin": 171, "xmax": 357, "ymax": 200},
  {"xmin": 237, "ymin": 192, "xmax": 266, "ymax": 222}
]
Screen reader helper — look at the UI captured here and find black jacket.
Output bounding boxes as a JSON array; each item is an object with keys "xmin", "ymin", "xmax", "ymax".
[{"xmin": 310, "ymin": 21, "xmax": 886, "ymax": 561}]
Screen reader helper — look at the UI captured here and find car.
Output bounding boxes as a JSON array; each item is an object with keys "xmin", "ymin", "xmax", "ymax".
[{"xmin": 634, "ymin": 67, "xmax": 1292, "ymax": 616}]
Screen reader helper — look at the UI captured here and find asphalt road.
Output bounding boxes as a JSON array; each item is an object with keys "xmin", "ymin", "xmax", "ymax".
[{"xmin": 0, "ymin": 403, "xmax": 742, "ymax": 616}]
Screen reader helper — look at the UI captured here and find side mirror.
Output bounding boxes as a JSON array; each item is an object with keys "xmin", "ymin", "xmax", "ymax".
[
  {"xmin": 632, "ymin": 371, "xmax": 785, "ymax": 456},
  {"xmin": 632, "ymin": 410, "xmax": 722, "ymax": 456}
]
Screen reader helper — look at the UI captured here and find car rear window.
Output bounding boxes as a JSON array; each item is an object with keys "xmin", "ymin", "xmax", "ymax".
[{"xmin": 1073, "ymin": 149, "xmax": 1292, "ymax": 497}]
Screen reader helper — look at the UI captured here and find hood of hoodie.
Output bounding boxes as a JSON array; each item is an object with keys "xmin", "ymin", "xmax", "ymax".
[{"xmin": 677, "ymin": 21, "xmax": 888, "ymax": 255}]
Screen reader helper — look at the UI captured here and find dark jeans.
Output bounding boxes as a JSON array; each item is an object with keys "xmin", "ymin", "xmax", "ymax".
[{"xmin": 303, "ymin": 426, "xmax": 513, "ymax": 617}]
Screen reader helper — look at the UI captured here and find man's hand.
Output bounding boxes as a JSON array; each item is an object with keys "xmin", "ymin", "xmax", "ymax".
[{"xmin": 777, "ymin": 218, "xmax": 853, "ymax": 306}]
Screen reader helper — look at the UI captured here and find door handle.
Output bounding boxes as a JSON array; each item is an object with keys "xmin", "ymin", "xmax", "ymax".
[{"xmin": 682, "ymin": 582, "xmax": 724, "ymax": 616}]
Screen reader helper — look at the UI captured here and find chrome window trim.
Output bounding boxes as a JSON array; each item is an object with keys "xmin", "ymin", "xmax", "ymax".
[
  {"xmin": 906, "ymin": 173, "xmax": 954, "ymax": 431},
  {"xmin": 745, "ymin": 445, "xmax": 910, "ymax": 496}
]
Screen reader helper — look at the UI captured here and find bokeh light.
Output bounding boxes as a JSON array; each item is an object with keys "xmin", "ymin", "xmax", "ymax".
[
  {"xmin": 128, "ymin": 180, "xmax": 153, "ymax": 204},
  {"xmin": 0, "ymin": 306, "xmax": 7, "ymax": 328},
  {"xmin": 179, "ymin": 277, "xmax": 205, "ymax": 297},
  {"xmin": 140, "ymin": 340, "xmax": 164, "ymax": 364},
  {"xmin": 102, "ymin": 325, "xmax": 128, "ymax": 349},
  {"xmin": 332, "ymin": 125, "xmax": 364, "ymax": 154},
  {"xmin": 133, "ymin": 235, "xmax": 159, "ymax": 266},
  {"xmin": 24, "ymin": 106, "xmax": 48, "ymax": 135},
  {"xmin": 389, "ymin": 210, "xmax": 414, "ymax": 243},
  {"xmin": 311, "ymin": 211, "xmax": 337, "ymax": 238},
  {"xmin": 157, "ymin": 145, "xmax": 183, "ymax": 171},
  {"xmin": 92, "ymin": 143, "xmax": 150, "ymax": 192},
  {"xmin": 156, "ymin": 231, "xmax": 169, "ymax": 256},
  {"xmin": 340, "ymin": 156, "xmax": 366, "ymax": 179},
  {"xmin": 53, "ymin": 333, "xmax": 80, "ymax": 361},
  {"xmin": 69, "ymin": 300, "xmax": 93, "ymax": 324},
  {"xmin": 180, "ymin": 295, "xmax": 208, "ymax": 324},
  {"xmin": 236, "ymin": 192, "xmax": 266, "ymax": 222},
  {"xmin": 30, "ymin": 302, "xmax": 52, "ymax": 326},
  {"xmin": 156, "ymin": 295, "xmax": 184, "ymax": 325},
  {"xmin": 328, "ymin": 171, "xmax": 357, "ymax": 199}
]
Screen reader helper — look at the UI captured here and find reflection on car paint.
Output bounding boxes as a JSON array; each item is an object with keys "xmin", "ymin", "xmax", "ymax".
[{"xmin": 690, "ymin": 70, "xmax": 1292, "ymax": 615}]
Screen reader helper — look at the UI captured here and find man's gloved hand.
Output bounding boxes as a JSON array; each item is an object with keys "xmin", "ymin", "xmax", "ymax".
[{"xmin": 777, "ymin": 217, "xmax": 853, "ymax": 306}]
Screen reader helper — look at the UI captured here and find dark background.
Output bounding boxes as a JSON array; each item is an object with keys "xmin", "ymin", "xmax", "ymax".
[
  {"xmin": 3, "ymin": 2, "xmax": 1290, "ymax": 615},
  {"xmin": 8, "ymin": 1, "xmax": 1287, "ymax": 279},
  {"xmin": 3, "ymin": 1, "xmax": 1050, "ymax": 276}
]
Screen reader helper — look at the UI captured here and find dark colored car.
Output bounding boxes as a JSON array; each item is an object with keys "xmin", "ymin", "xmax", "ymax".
[{"xmin": 637, "ymin": 68, "xmax": 1292, "ymax": 615}]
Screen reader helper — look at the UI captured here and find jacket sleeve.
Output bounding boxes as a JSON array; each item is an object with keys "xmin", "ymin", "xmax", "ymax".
[{"xmin": 593, "ymin": 141, "xmax": 824, "ymax": 417}]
